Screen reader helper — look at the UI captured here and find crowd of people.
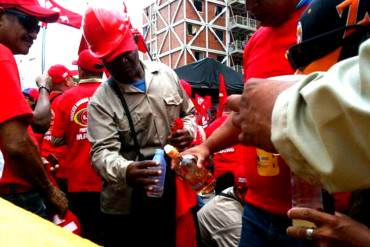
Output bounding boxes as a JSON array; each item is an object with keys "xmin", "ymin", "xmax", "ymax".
[{"xmin": 0, "ymin": 0, "xmax": 369, "ymax": 246}]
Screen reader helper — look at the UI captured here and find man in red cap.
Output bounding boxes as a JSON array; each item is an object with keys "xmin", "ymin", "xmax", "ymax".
[
  {"xmin": 50, "ymin": 49, "xmax": 104, "ymax": 244},
  {"xmin": 0, "ymin": 0, "xmax": 67, "ymax": 218},
  {"xmin": 41, "ymin": 64, "xmax": 74, "ymax": 193},
  {"xmin": 83, "ymin": 5, "xmax": 197, "ymax": 247}
]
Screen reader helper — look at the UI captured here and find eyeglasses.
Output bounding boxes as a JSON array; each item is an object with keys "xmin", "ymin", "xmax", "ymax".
[{"xmin": 5, "ymin": 9, "xmax": 41, "ymax": 33}]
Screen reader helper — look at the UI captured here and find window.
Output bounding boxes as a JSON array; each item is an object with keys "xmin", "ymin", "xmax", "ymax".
[
  {"xmin": 143, "ymin": 26, "xmax": 148, "ymax": 36},
  {"xmin": 215, "ymin": 29, "xmax": 224, "ymax": 42},
  {"xmin": 187, "ymin": 23, "xmax": 198, "ymax": 36},
  {"xmin": 146, "ymin": 43, "xmax": 151, "ymax": 54},
  {"xmin": 216, "ymin": 55, "xmax": 224, "ymax": 62},
  {"xmin": 194, "ymin": 51, "xmax": 205, "ymax": 60},
  {"xmin": 194, "ymin": 0, "xmax": 202, "ymax": 12},
  {"xmin": 215, "ymin": 5, "xmax": 223, "ymax": 16}
]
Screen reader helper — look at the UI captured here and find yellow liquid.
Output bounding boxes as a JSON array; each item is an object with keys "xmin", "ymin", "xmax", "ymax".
[{"xmin": 292, "ymin": 219, "xmax": 316, "ymax": 228}]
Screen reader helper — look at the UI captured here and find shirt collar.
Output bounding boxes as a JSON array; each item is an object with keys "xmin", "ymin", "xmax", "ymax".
[{"xmin": 79, "ymin": 78, "xmax": 103, "ymax": 84}]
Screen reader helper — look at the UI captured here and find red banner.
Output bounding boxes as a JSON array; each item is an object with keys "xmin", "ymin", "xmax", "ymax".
[{"xmin": 46, "ymin": 0, "xmax": 82, "ymax": 29}]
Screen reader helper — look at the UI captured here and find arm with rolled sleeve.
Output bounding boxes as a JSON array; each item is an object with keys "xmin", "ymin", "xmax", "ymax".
[
  {"xmin": 87, "ymin": 101, "xmax": 133, "ymax": 186},
  {"xmin": 271, "ymin": 39, "xmax": 370, "ymax": 192}
]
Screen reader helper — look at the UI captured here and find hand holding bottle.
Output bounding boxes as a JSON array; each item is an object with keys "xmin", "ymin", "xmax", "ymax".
[
  {"xmin": 126, "ymin": 161, "xmax": 161, "ymax": 192},
  {"xmin": 165, "ymin": 144, "xmax": 215, "ymax": 194}
]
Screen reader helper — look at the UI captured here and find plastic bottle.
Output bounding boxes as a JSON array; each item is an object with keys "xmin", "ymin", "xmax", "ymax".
[
  {"xmin": 146, "ymin": 149, "xmax": 167, "ymax": 198},
  {"xmin": 164, "ymin": 144, "xmax": 215, "ymax": 195},
  {"xmin": 291, "ymin": 173, "xmax": 323, "ymax": 227}
]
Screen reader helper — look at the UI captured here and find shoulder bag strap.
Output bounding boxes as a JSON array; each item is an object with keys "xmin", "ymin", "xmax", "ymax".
[{"xmin": 108, "ymin": 79, "xmax": 145, "ymax": 161}]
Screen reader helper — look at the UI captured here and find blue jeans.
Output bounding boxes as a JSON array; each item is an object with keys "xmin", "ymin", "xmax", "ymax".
[
  {"xmin": 2, "ymin": 191, "xmax": 48, "ymax": 219},
  {"xmin": 239, "ymin": 202, "xmax": 311, "ymax": 247}
]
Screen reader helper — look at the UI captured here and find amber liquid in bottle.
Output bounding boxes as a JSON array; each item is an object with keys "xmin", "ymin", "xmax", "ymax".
[{"xmin": 164, "ymin": 144, "xmax": 215, "ymax": 195}]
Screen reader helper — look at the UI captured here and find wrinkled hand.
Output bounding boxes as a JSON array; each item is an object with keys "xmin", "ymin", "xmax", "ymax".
[
  {"xmin": 179, "ymin": 143, "xmax": 210, "ymax": 169},
  {"xmin": 35, "ymin": 74, "xmax": 52, "ymax": 91},
  {"xmin": 126, "ymin": 161, "xmax": 161, "ymax": 191},
  {"xmin": 168, "ymin": 129, "xmax": 193, "ymax": 151},
  {"xmin": 287, "ymin": 207, "xmax": 370, "ymax": 247},
  {"xmin": 43, "ymin": 185, "xmax": 68, "ymax": 218},
  {"xmin": 229, "ymin": 78, "xmax": 293, "ymax": 152}
]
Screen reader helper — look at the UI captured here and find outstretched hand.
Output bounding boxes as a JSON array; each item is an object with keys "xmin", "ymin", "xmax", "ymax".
[
  {"xmin": 287, "ymin": 207, "xmax": 370, "ymax": 247},
  {"xmin": 229, "ymin": 78, "xmax": 294, "ymax": 152},
  {"xmin": 179, "ymin": 143, "xmax": 210, "ymax": 169}
]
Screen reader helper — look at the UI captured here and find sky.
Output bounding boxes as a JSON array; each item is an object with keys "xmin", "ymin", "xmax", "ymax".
[{"xmin": 18, "ymin": 0, "xmax": 154, "ymax": 88}]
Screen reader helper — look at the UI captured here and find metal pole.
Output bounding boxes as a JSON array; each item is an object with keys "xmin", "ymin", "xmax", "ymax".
[
  {"xmin": 41, "ymin": 0, "xmax": 47, "ymax": 73},
  {"xmin": 41, "ymin": 25, "xmax": 47, "ymax": 73}
]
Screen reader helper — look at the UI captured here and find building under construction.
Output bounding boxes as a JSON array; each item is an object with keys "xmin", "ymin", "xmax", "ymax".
[{"xmin": 142, "ymin": 0, "xmax": 258, "ymax": 74}]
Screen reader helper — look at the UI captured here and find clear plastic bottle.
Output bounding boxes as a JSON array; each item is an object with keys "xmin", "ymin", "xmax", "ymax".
[
  {"xmin": 164, "ymin": 144, "xmax": 215, "ymax": 195},
  {"xmin": 146, "ymin": 149, "xmax": 167, "ymax": 198},
  {"xmin": 291, "ymin": 173, "xmax": 323, "ymax": 227}
]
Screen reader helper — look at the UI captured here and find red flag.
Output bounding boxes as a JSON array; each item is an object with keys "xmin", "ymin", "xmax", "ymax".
[
  {"xmin": 193, "ymin": 94, "xmax": 206, "ymax": 126},
  {"xmin": 46, "ymin": 0, "xmax": 82, "ymax": 29},
  {"xmin": 217, "ymin": 73, "xmax": 228, "ymax": 118},
  {"xmin": 131, "ymin": 28, "xmax": 148, "ymax": 53},
  {"xmin": 77, "ymin": 36, "xmax": 88, "ymax": 54}
]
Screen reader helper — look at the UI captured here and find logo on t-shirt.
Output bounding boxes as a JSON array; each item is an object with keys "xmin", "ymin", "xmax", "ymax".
[
  {"xmin": 70, "ymin": 97, "xmax": 90, "ymax": 127},
  {"xmin": 73, "ymin": 108, "xmax": 88, "ymax": 127}
]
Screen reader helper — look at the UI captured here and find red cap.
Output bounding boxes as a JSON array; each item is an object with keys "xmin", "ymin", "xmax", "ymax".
[
  {"xmin": 73, "ymin": 49, "xmax": 104, "ymax": 73},
  {"xmin": 48, "ymin": 64, "xmax": 72, "ymax": 84},
  {"xmin": 0, "ymin": 0, "xmax": 59, "ymax": 22},
  {"xmin": 82, "ymin": 6, "xmax": 137, "ymax": 62}
]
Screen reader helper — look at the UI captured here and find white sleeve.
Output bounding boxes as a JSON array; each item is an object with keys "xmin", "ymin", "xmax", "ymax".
[{"xmin": 271, "ymin": 39, "xmax": 370, "ymax": 192}]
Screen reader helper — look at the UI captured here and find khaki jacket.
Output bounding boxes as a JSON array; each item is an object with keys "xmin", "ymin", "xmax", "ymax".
[
  {"xmin": 272, "ymin": 39, "xmax": 370, "ymax": 192},
  {"xmin": 87, "ymin": 61, "xmax": 196, "ymax": 214}
]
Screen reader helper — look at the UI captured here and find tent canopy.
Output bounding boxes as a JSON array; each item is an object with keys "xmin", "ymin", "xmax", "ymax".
[{"xmin": 174, "ymin": 58, "xmax": 244, "ymax": 95}]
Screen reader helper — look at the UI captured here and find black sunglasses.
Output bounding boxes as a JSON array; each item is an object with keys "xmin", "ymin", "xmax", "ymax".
[{"xmin": 5, "ymin": 9, "xmax": 41, "ymax": 33}]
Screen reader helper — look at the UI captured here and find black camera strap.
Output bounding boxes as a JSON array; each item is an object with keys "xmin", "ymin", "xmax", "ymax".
[{"xmin": 108, "ymin": 78, "xmax": 145, "ymax": 161}]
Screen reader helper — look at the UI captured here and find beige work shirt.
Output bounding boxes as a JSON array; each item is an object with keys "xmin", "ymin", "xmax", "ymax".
[
  {"xmin": 272, "ymin": 39, "xmax": 370, "ymax": 192},
  {"xmin": 87, "ymin": 61, "xmax": 196, "ymax": 214}
]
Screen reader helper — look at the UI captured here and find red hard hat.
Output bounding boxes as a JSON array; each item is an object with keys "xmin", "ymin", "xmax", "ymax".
[{"xmin": 82, "ymin": 5, "xmax": 137, "ymax": 62}]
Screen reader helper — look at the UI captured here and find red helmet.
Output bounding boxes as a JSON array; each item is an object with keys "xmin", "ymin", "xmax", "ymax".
[{"xmin": 82, "ymin": 5, "xmax": 137, "ymax": 62}]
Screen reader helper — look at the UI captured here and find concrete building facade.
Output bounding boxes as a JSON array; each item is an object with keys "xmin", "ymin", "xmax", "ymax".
[{"xmin": 142, "ymin": 0, "xmax": 258, "ymax": 74}]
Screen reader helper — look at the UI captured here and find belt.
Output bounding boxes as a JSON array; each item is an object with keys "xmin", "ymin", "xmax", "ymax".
[{"xmin": 0, "ymin": 184, "xmax": 32, "ymax": 195}]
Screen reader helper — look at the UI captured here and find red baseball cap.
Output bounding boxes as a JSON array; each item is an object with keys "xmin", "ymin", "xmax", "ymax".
[
  {"xmin": 48, "ymin": 64, "xmax": 72, "ymax": 84},
  {"xmin": 0, "ymin": 0, "xmax": 59, "ymax": 23},
  {"xmin": 73, "ymin": 49, "xmax": 104, "ymax": 73},
  {"xmin": 82, "ymin": 6, "xmax": 137, "ymax": 62}
]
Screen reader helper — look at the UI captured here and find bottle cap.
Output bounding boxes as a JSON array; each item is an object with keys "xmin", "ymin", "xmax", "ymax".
[{"xmin": 164, "ymin": 144, "xmax": 180, "ymax": 159}]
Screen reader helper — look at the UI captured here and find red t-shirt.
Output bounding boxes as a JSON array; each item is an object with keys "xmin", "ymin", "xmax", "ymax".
[
  {"xmin": 52, "ymin": 82, "xmax": 102, "ymax": 192},
  {"xmin": 40, "ymin": 92, "xmax": 69, "ymax": 179},
  {"xmin": 0, "ymin": 44, "xmax": 33, "ymax": 189},
  {"xmin": 205, "ymin": 116, "xmax": 253, "ymax": 179},
  {"xmin": 241, "ymin": 9, "xmax": 305, "ymax": 215}
]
